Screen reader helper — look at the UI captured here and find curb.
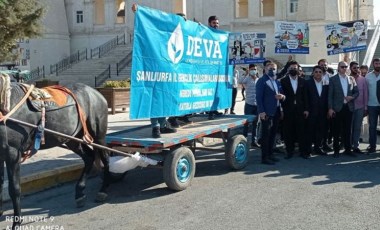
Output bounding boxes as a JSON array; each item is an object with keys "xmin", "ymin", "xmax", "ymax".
[{"xmin": 4, "ymin": 163, "xmax": 84, "ymax": 202}]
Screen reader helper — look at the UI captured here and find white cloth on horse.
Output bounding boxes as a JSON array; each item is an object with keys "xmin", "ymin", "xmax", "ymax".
[
  {"xmin": 0, "ymin": 73, "xmax": 11, "ymax": 113},
  {"xmin": 22, "ymin": 83, "xmax": 52, "ymax": 100}
]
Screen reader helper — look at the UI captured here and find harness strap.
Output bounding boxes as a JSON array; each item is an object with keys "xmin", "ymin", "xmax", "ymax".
[
  {"xmin": 48, "ymin": 85, "xmax": 94, "ymax": 143},
  {"xmin": 0, "ymin": 84, "xmax": 35, "ymax": 123}
]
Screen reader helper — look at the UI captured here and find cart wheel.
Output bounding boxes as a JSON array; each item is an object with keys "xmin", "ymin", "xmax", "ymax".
[
  {"xmin": 163, "ymin": 147, "xmax": 195, "ymax": 191},
  {"xmin": 225, "ymin": 135, "xmax": 248, "ymax": 170}
]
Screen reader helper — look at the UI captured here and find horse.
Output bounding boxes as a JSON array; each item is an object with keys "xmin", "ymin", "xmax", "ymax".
[{"xmin": 0, "ymin": 75, "xmax": 111, "ymax": 229}]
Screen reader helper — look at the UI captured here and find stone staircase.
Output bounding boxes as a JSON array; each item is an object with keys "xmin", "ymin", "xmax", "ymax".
[
  {"xmin": 45, "ymin": 45, "xmax": 132, "ymax": 87},
  {"xmin": 359, "ymin": 28, "xmax": 380, "ymax": 66}
]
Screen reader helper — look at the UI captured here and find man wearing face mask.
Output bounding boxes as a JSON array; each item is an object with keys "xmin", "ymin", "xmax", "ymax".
[
  {"xmin": 256, "ymin": 61, "xmax": 286, "ymax": 165},
  {"xmin": 280, "ymin": 60, "xmax": 309, "ymax": 159},
  {"xmin": 238, "ymin": 64, "xmax": 260, "ymax": 147}
]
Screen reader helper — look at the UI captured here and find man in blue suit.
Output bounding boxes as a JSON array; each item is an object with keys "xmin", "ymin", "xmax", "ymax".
[{"xmin": 256, "ymin": 61, "xmax": 286, "ymax": 165}]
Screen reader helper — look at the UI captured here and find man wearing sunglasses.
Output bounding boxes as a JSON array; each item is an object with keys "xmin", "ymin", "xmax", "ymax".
[
  {"xmin": 305, "ymin": 66, "xmax": 329, "ymax": 156},
  {"xmin": 328, "ymin": 61, "xmax": 359, "ymax": 157}
]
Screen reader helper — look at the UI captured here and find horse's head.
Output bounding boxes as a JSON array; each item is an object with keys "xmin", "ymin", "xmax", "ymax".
[{"xmin": 0, "ymin": 73, "xmax": 11, "ymax": 114}]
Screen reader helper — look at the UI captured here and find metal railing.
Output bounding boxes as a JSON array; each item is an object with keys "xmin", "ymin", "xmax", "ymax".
[
  {"xmin": 116, "ymin": 51, "xmax": 132, "ymax": 75},
  {"xmin": 50, "ymin": 49, "xmax": 88, "ymax": 76},
  {"xmin": 363, "ymin": 20, "xmax": 380, "ymax": 67},
  {"xmin": 91, "ymin": 34, "xmax": 126, "ymax": 59},
  {"xmin": 94, "ymin": 64, "xmax": 111, "ymax": 87},
  {"xmin": 27, "ymin": 66, "xmax": 45, "ymax": 82}
]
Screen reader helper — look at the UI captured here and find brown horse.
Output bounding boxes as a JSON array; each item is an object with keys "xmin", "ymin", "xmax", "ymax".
[{"xmin": 0, "ymin": 77, "xmax": 111, "ymax": 229}]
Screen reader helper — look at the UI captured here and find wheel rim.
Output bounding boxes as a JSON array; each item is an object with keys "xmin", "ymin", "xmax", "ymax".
[
  {"xmin": 176, "ymin": 157, "xmax": 191, "ymax": 182},
  {"xmin": 235, "ymin": 142, "xmax": 247, "ymax": 163}
]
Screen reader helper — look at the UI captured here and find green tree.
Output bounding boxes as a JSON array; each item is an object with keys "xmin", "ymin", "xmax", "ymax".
[{"xmin": 0, "ymin": 0, "xmax": 44, "ymax": 63}]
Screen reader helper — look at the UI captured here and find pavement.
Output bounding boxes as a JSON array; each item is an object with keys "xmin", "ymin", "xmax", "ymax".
[{"xmin": 2, "ymin": 88, "xmax": 374, "ymax": 201}]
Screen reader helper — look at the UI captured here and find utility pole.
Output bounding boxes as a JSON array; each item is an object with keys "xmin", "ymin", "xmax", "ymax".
[{"xmin": 356, "ymin": 0, "xmax": 360, "ymax": 64}]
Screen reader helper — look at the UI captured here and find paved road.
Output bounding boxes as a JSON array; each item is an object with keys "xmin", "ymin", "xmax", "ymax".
[
  {"xmin": 1, "ymin": 148, "xmax": 380, "ymax": 230},
  {"xmin": 2, "ymin": 90, "xmax": 380, "ymax": 229}
]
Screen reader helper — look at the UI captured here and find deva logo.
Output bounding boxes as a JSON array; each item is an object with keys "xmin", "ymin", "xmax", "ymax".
[
  {"xmin": 168, "ymin": 24, "xmax": 184, "ymax": 64},
  {"xmin": 168, "ymin": 23, "xmax": 223, "ymax": 64}
]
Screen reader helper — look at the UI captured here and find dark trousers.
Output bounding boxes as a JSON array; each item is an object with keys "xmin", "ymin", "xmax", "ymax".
[
  {"xmin": 332, "ymin": 104, "xmax": 353, "ymax": 153},
  {"xmin": 260, "ymin": 108, "xmax": 280, "ymax": 161},
  {"xmin": 283, "ymin": 108, "xmax": 306, "ymax": 154},
  {"xmin": 230, "ymin": 88, "xmax": 238, "ymax": 112},
  {"xmin": 306, "ymin": 115, "xmax": 327, "ymax": 153}
]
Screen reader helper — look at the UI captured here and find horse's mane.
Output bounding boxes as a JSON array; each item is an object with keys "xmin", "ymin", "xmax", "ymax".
[{"xmin": 0, "ymin": 73, "xmax": 11, "ymax": 113}]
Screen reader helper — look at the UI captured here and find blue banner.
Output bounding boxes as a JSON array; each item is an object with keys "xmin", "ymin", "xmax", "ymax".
[{"xmin": 130, "ymin": 6, "xmax": 232, "ymax": 119}]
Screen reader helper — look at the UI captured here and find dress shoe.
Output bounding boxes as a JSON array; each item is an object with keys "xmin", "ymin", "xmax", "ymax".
[
  {"xmin": 230, "ymin": 111, "xmax": 236, "ymax": 115},
  {"xmin": 323, "ymin": 145, "xmax": 333, "ymax": 152},
  {"xmin": 343, "ymin": 150, "xmax": 356, "ymax": 157},
  {"xmin": 284, "ymin": 154, "xmax": 293, "ymax": 159},
  {"xmin": 152, "ymin": 127, "xmax": 161, "ymax": 138},
  {"xmin": 269, "ymin": 156, "xmax": 279, "ymax": 162},
  {"xmin": 352, "ymin": 148, "xmax": 363, "ymax": 154},
  {"xmin": 177, "ymin": 116, "xmax": 192, "ymax": 124},
  {"xmin": 160, "ymin": 126, "xmax": 177, "ymax": 134},
  {"xmin": 167, "ymin": 117, "xmax": 179, "ymax": 128},
  {"xmin": 367, "ymin": 146, "xmax": 376, "ymax": 154},
  {"xmin": 301, "ymin": 153, "xmax": 311, "ymax": 159},
  {"xmin": 208, "ymin": 113, "xmax": 215, "ymax": 120},
  {"xmin": 251, "ymin": 142, "xmax": 260, "ymax": 148},
  {"xmin": 333, "ymin": 152, "xmax": 340, "ymax": 158},
  {"xmin": 214, "ymin": 111, "xmax": 223, "ymax": 116},
  {"xmin": 314, "ymin": 149, "xmax": 327, "ymax": 155},
  {"xmin": 261, "ymin": 159, "xmax": 275, "ymax": 165}
]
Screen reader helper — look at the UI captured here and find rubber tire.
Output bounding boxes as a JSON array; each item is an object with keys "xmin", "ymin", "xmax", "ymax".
[
  {"xmin": 225, "ymin": 135, "xmax": 249, "ymax": 170},
  {"xmin": 163, "ymin": 147, "xmax": 195, "ymax": 191}
]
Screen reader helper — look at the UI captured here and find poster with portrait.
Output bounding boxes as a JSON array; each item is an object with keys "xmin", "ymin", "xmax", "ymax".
[
  {"xmin": 228, "ymin": 32, "xmax": 266, "ymax": 65},
  {"xmin": 324, "ymin": 20, "xmax": 367, "ymax": 56},
  {"xmin": 274, "ymin": 21, "xmax": 309, "ymax": 54}
]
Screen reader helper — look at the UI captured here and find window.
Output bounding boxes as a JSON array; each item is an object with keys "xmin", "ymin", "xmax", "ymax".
[
  {"xmin": 116, "ymin": 0, "xmax": 125, "ymax": 24},
  {"xmin": 261, "ymin": 0, "xmax": 275, "ymax": 17},
  {"xmin": 22, "ymin": 59, "xmax": 28, "ymax": 66},
  {"xmin": 94, "ymin": 0, "xmax": 105, "ymax": 25},
  {"xmin": 235, "ymin": 0, "xmax": 248, "ymax": 18},
  {"xmin": 76, "ymin": 11, "xmax": 83, "ymax": 23},
  {"xmin": 290, "ymin": 0, "xmax": 298, "ymax": 13}
]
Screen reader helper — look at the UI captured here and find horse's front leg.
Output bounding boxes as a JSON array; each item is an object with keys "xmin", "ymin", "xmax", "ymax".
[
  {"xmin": 0, "ymin": 159, "xmax": 4, "ymax": 216},
  {"xmin": 5, "ymin": 148, "xmax": 22, "ymax": 229}
]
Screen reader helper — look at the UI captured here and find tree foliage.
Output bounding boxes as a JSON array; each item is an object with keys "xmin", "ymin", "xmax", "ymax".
[{"xmin": 0, "ymin": 0, "xmax": 44, "ymax": 63}]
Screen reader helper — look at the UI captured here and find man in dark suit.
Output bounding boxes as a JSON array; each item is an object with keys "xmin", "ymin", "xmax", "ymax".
[
  {"xmin": 256, "ymin": 61, "xmax": 286, "ymax": 165},
  {"xmin": 328, "ymin": 61, "xmax": 359, "ymax": 157},
  {"xmin": 305, "ymin": 66, "xmax": 329, "ymax": 155},
  {"xmin": 280, "ymin": 60, "xmax": 309, "ymax": 159}
]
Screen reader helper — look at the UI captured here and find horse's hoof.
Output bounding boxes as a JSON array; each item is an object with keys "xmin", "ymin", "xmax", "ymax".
[
  {"xmin": 95, "ymin": 192, "xmax": 108, "ymax": 203},
  {"xmin": 76, "ymin": 195, "xmax": 87, "ymax": 208}
]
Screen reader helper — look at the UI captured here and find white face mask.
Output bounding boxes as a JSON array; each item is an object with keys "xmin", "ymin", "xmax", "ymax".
[{"xmin": 249, "ymin": 70, "xmax": 257, "ymax": 76}]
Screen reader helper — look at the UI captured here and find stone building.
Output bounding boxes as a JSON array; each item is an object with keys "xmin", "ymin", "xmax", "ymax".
[{"xmin": 18, "ymin": 0, "xmax": 375, "ymax": 70}]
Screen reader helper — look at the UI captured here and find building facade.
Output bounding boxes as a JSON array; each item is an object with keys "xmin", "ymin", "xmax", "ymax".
[{"xmin": 19, "ymin": 0, "xmax": 375, "ymax": 70}]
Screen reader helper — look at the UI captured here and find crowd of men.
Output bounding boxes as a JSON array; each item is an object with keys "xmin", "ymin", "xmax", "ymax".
[{"xmin": 237, "ymin": 57, "xmax": 380, "ymax": 165}]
